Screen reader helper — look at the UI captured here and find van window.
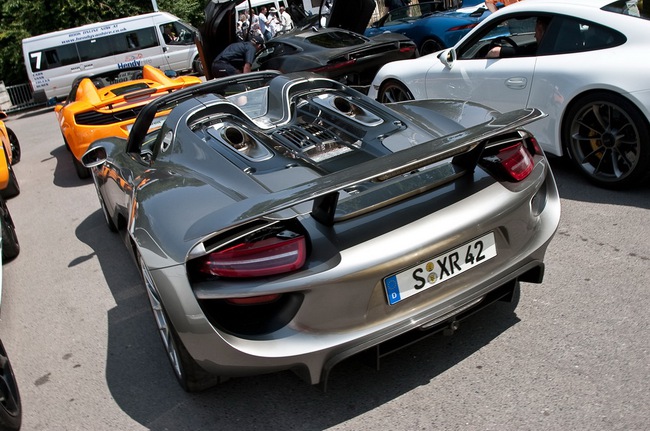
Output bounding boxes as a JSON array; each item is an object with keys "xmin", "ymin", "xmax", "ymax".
[
  {"xmin": 114, "ymin": 28, "xmax": 159, "ymax": 53},
  {"xmin": 78, "ymin": 38, "xmax": 114, "ymax": 61},
  {"xmin": 34, "ymin": 45, "xmax": 80, "ymax": 71},
  {"xmin": 159, "ymin": 22, "xmax": 195, "ymax": 45}
]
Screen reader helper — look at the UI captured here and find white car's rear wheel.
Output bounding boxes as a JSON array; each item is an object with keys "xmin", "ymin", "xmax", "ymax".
[{"xmin": 564, "ymin": 92, "xmax": 650, "ymax": 189}]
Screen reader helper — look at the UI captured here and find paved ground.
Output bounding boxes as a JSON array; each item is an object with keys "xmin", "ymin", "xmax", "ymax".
[{"xmin": 1, "ymin": 107, "xmax": 649, "ymax": 431}]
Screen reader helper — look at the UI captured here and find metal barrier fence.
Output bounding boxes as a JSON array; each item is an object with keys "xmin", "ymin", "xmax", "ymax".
[{"xmin": 0, "ymin": 82, "xmax": 47, "ymax": 113}]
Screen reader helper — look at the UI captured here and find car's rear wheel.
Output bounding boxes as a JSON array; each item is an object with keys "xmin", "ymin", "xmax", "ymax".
[
  {"xmin": 0, "ymin": 339, "xmax": 22, "ymax": 431},
  {"xmin": 6, "ymin": 128, "xmax": 20, "ymax": 164},
  {"xmin": 138, "ymin": 253, "xmax": 219, "ymax": 392},
  {"xmin": 72, "ymin": 153, "xmax": 91, "ymax": 179},
  {"xmin": 192, "ymin": 55, "xmax": 204, "ymax": 76},
  {"xmin": 563, "ymin": 92, "xmax": 650, "ymax": 189},
  {"xmin": 0, "ymin": 197, "xmax": 19, "ymax": 262},
  {"xmin": 376, "ymin": 80, "xmax": 414, "ymax": 104},
  {"xmin": 420, "ymin": 38, "xmax": 444, "ymax": 56},
  {"xmin": 93, "ymin": 183, "xmax": 117, "ymax": 233}
]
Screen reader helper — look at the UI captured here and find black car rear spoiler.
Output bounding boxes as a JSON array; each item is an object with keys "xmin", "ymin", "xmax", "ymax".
[{"xmin": 187, "ymin": 106, "xmax": 545, "ymax": 241}]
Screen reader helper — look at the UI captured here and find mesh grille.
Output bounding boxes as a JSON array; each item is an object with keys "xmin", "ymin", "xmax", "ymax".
[
  {"xmin": 273, "ymin": 123, "xmax": 339, "ymax": 150},
  {"xmin": 75, "ymin": 106, "xmax": 143, "ymax": 126}
]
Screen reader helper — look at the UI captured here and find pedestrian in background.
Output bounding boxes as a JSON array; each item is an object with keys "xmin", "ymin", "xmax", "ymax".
[
  {"xmin": 386, "ymin": 0, "xmax": 409, "ymax": 12},
  {"xmin": 279, "ymin": 6, "xmax": 294, "ymax": 33},
  {"xmin": 486, "ymin": 0, "xmax": 524, "ymax": 13},
  {"xmin": 211, "ymin": 35, "xmax": 265, "ymax": 78}
]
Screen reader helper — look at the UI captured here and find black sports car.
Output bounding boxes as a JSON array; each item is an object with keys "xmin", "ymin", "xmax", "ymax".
[
  {"xmin": 199, "ymin": 0, "xmax": 418, "ymax": 92},
  {"xmin": 82, "ymin": 71, "xmax": 560, "ymax": 391}
]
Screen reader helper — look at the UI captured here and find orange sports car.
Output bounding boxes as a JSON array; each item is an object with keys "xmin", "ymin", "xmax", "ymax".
[
  {"xmin": 0, "ymin": 111, "xmax": 20, "ymax": 199},
  {"xmin": 55, "ymin": 65, "xmax": 202, "ymax": 178}
]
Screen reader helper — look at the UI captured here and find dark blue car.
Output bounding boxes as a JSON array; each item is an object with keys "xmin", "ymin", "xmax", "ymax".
[{"xmin": 364, "ymin": 0, "xmax": 491, "ymax": 55}]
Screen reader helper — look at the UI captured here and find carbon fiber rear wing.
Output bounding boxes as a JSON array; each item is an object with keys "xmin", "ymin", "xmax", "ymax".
[{"xmin": 187, "ymin": 106, "xmax": 545, "ymax": 241}]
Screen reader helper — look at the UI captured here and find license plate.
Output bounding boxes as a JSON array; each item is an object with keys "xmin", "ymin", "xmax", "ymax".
[{"xmin": 384, "ymin": 232, "xmax": 497, "ymax": 305}]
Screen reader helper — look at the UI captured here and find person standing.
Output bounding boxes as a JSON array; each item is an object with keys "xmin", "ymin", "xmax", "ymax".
[
  {"xmin": 210, "ymin": 35, "xmax": 266, "ymax": 78},
  {"xmin": 258, "ymin": 6, "xmax": 273, "ymax": 41},
  {"xmin": 485, "ymin": 0, "xmax": 524, "ymax": 13},
  {"xmin": 279, "ymin": 6, "xmax": 294, "ymax": 33},
  {"xmin": 385, "ymin": 0, "xmax": 409, "ymax": 12}
]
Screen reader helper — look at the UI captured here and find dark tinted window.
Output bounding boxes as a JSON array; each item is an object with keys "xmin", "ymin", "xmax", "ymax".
[
  {"xmin": 112, "ymin": 28, "xmax": 159, "ymax": 55},
  {"xmin": 306, "ymin": 31, "xmax": 366, "ymax": 48},
  {"xmin": 77, "ymin": 38, "xmax": 115, "ymax": 61},
  {"xmin": 458, "ymin": 13, "xmax": 626, "ymax": 59},
  {"xmin": 543, "ymin": 17, "xmax": 626, "ymax": 54},
  {"xmin": 29, "ymin": 44, "xmax": 80, "ymax": 72}
]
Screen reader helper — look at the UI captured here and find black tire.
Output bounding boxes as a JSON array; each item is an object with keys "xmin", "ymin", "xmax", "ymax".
[
  {"xmin": 192, "ymin": 55, "xmax": 204, "ymax": 76},
  {"xmin": 0, "ymin": 198, "xmax": 19, "ymax": 262},
  {"xmin": 138, "ymin": 253, "xmax": 220, "ymax": 392},
  {"xmin": 6, "ymin": 128, "xmax": 20, "ymax": 165},
  {"xmin": 0, "ymin": 339, "xmax": 22, "ymax": 431},
  {"xmin": 563, "ymin": 92, "xmax": 650, "ymax": 189},
  {"xmin": 376, "ymin": 80, "xmax": 414, "ymax": 104},
  {"xmin": 72, "ymin": 153, "xmax": 91, "ymax": 179},
  {"xmin": 98, "ymin": 191, "xmax": 117, "ymax": 233},
  {"xmin": 420, "ymin": 38, "xmax": 444, "ymax": 56},
  {"xmin": 0, "ymin": 151, "xmax": 19, "ymax": 200}
]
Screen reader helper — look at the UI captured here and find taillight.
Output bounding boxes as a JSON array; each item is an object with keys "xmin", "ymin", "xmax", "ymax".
[
  {"xmin": 482, "ymin": 142, "xmax": 535, "ymax": 182},
  {"xmin": 448, "ymin": 23, "xmax": 479, "ymax": 32},
  {"xmin": 495, "ymin": 143, "xmax": 535, "ymax": 181},
  {"xmin": 310, "ymin": 59, "xmax": 357, "ymax": 73},
  {"xmin": 199, "ymin": 232, "xmax": 306, "ymax": 278}
]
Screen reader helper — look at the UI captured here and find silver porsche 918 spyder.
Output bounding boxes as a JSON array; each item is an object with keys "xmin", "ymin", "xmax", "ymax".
[{"xmin": 82, "ymin": 71, "xmax": 560, "ymax": 392}]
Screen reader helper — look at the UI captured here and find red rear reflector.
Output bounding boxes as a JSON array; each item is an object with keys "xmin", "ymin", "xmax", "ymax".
[
  {"xmin": 225, "ymin": 294, "xmax": 282, "ymax": 305},
  {"xmin": 497, "ymin": 143, "xmax": 534, "ymax": 181},
  {"xmin": 200, "ymin": 235, "xmax": 306, "ymax": 278}
]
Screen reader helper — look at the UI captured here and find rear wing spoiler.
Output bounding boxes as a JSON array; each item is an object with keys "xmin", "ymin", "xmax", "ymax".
[{"xmin": 187, "ymin": 107, "xmax": 545, "ymax": 242}]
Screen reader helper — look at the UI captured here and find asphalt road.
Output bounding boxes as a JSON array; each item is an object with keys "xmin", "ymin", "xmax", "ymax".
[{"xmin": 1, "ymin": 107, "xmax": 649, "ymax": 431}]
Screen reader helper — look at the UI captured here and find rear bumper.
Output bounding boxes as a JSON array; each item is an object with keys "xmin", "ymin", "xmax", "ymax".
[{"xmin": 148, "ymin": 163, "xmax": 560, "ymax": 385}]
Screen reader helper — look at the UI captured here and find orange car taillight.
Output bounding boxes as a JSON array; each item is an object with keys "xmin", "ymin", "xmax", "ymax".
[{"xmin": 198, "ymin": 233, "xmax": 307, "ymax": 278}]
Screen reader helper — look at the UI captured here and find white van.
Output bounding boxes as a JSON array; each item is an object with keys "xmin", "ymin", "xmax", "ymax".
[{"xmin": 22, "ymin": 12, "xmax": 201, "ymax": 100}]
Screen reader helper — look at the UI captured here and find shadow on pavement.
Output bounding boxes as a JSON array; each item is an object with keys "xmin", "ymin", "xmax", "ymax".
[{"xmin": 74, "ymin": 208, "xmax": 521, "ymax": 430}]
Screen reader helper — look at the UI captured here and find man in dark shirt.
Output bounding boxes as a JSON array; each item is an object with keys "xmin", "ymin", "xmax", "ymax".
[{"xmin": 211, "ymin": 35, "xmax": 265, "ymax": 78}]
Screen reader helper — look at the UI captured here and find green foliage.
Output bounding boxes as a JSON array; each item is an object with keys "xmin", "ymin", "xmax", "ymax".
[{"xmin": 0, "ymin": 0, "xmax": 207, "ymax": 85}]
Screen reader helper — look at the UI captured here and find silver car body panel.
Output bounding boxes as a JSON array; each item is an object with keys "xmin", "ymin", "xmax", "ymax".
[{"xmin": 84, "ymin": 72, "xmax": 560, "ymax": 386}]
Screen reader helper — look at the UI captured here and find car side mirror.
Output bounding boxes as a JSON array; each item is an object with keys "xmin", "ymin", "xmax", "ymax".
[{"xmin": 440, "ymin": 48, "xmax": 456, "ymax": 69}]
